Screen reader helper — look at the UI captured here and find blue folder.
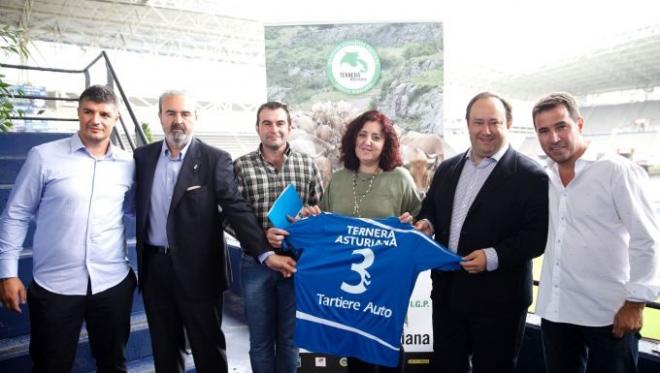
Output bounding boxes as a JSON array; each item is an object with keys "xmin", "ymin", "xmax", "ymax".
[{"xmin": 267, "ymin": 184, "xmax": 303, "ymax": 228}]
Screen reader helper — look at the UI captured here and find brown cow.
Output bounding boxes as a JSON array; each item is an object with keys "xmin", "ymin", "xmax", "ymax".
[
  {"xmin": 400, "ymin": 144, "xmax": 438, "ymax": 198},
  {"xmin": 400, "ymin": 131, "xmax": 445, "ymax": 164}
]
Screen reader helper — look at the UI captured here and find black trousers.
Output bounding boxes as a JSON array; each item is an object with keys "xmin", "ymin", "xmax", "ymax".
[
  {"xmin": 541, "ymin": 319, "xmax": 640, "ymax": 373},
  {"xmin": 431, "ymin": 303, "xmax": 527, "ymax": 373},
  {"xmin": 142, "ymin": 249, "xmax": 227, "ymax": 373},
  {"xmin": 27, "ymin": 270, "xmax": 137, "ymax": 373}
]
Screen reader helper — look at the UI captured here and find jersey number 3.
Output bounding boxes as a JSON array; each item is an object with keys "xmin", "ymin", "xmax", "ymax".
[{"xmin": 340, "ymin": 248, "xmax": 374, "ymax": 294}]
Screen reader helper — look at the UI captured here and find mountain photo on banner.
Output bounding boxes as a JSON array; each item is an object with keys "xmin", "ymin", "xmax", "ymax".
[{"xmin": 265, "ymin": 23, "xmax": 450, "ymax": 193}]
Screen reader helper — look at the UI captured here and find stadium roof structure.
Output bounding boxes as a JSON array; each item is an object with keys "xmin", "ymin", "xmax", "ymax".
[
  {"xmin": 460, "ymin": 24, "xmax": 660, "ymax": 101},
  {"xmin": 2, "ymin": 0, "xmax": 660, "ymax": 103},
  {"xmin": 0, "ymin": 0, "xmax": 264, "ymax": 65},
  {"xmin": 0, "ymin": 0, "xmax": 269, "ymax": 116}
]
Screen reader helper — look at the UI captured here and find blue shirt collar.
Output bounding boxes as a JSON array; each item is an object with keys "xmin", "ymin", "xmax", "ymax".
[
  {"xmin": 70, "ymin": 133, "xmax": 118, "ymax": 160},
  {"xmin": 466, "ymin": 143, "xmax": 509, "ymax": 163},
  {"xmin": 161, "ymin": 136, "xmax": 193, "ymax": 160}
]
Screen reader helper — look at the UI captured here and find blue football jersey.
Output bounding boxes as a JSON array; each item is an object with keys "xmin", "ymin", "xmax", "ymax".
[{"xmin": 283, "ymin": 213, "xmax": 461, "ymax": 367}]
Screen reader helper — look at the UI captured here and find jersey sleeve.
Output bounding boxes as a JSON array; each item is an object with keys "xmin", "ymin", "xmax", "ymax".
[
  {"xmin": 282, "ymin": 213, "xmax": 331, "ymax": 257},
  {"xmin": 410, "ymin": 230, "xmax": 461, "ymax": 272},
  {"xmin": 370, "ymin": 216, "xmax": 461, "ymax": 273}
]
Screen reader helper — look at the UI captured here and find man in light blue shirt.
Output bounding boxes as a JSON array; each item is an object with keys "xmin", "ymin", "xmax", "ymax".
[{"xmin": 0, "ymin": 85, "xmax": 137, "ymax": 373}]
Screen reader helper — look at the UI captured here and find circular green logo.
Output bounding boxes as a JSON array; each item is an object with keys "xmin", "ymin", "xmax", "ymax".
[{"xmin": 327, "ymin": 40, "xmax": 381, "ymax": 95}]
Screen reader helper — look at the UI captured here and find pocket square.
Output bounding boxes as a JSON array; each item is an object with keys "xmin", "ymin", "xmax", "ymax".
[{"xmin": 186, "ymin": 185, "xmax": 201, "ymax": 191}]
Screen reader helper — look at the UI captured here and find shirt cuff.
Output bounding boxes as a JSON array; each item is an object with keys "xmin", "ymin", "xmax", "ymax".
[
  {"xmin": 484, "ymin": 247, "xmax": 498, "ymax": 272},
  {"xmin": 258, "ymin": 250, "xmax": 275, "ymax": 264},
  {"xmin": 0, "ymin": 258, "xmax": 19, "ymax": 279},
  {"xmin": 419, "ymin": 218, "xmax": 434, "ymax": 235},
  {"xmin": 625, "ymin": 283, "xmax": 659, "ymax": 303}
]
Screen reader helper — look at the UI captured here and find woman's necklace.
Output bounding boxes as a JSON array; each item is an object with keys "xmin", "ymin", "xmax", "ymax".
[{"xmin": 352, "ymin": 171, "xmax": 377, "ymax": 218}]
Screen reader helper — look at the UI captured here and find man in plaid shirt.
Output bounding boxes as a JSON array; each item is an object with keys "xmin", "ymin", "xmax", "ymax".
[{"xmin": 233, "ymin": 101, "xmax": 324, "ymax": 373}]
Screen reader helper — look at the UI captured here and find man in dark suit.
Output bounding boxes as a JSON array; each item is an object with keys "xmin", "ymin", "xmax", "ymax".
[
  {"xmin": 415, "ymin": 92, "xmax": 549, "ymax": 373},
  {"xmin": 134, "ymin": 90, "xmax": 296, "ymax": 373}
]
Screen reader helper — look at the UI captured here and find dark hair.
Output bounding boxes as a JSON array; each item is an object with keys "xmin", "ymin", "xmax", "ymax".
[
  {"xmin": 79, "ymin": 85, "xmax": 117, "ymax": 106},
  {"xmin": 341, "ymin": 110, "xmax": 402, "ymax": 172},
  {"xmin": 465, "ymin": 91, "xmax": 512, "ymax": 124},
  {"xmin": 256, "ymin": 101, "xmax": 291, "ymax": 126},
  {"xmin": 532, "ymin": 92, "xmax": 581, "ymax": 125}
]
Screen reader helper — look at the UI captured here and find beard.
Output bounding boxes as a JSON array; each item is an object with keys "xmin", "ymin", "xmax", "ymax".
[{"xmin": 166, "ymin": 124, "xmax": 189, "ymax": 149}]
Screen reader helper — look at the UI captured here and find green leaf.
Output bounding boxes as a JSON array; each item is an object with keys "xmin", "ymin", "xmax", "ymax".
[{"xmin": 0, "ymin": 25, "xmax": 29, "ymax": 135}]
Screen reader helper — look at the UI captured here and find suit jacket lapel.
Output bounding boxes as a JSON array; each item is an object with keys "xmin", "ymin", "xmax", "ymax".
[
  {"xmin": 139, "ymin": 141, "xmax": 163, "ymax": 231},
  {"xmin": 169, "ymin": 138, "xmax": 201, "ymax": 214}
]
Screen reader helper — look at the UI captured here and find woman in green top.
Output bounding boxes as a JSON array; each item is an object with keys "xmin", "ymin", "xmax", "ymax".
[
  {"xmin": 320, "ymin": 110, "xmax": 421, "ymax": 221},
  {"xmin": 269, "ymin": 110, "xmax": 420, "ymax": 373},
  {"xmin": 327, "ymin": 110, "xmax": 420, "ymax": 373}
]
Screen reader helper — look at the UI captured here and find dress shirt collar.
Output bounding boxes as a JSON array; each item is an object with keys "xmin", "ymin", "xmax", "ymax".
[
  {"xmin": 465, "ymin": 143, "xmax": 509, "ymax": 164},
  {"xmin": 70, "ymin": 132, "xmax": 118, "ymax": 160},
  {"xmin": 257, "ymin": 143, "xmax": 291, "ymax": 158},
  {"xmin": 257, "ymin": 143, "xmax": 292, "ymax": 165},
  {"xmin": 577, "ymin": 142, "xmax": 600, "ymax": 162},
  {"xmin": 161, "ymin": 136, "xmax": 193, "ymax": 160},
  {"xmin": 545, "ymin": 142, "xmax": 601, "ymax": 177}
]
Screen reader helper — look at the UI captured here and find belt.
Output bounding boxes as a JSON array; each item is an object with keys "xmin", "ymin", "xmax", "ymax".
[{"xmin": 145, "ymin": 244, "xmax": 170, "ymax": 255}]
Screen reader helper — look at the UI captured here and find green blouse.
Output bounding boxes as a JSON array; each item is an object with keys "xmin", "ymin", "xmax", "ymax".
[{"xmin": 320, "ymin": 167, "xmax": 421, "ymax": 219}]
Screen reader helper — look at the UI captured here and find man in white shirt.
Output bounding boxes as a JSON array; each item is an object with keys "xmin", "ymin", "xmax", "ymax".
[{"xmin": 533, "ymin": 92, "xmax": 660, "ymax": 373}]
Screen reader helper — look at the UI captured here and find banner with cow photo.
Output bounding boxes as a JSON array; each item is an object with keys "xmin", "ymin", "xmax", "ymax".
[{"xmin": 265, "ymin": 22, "xmax": 446, "ymax": 356}]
